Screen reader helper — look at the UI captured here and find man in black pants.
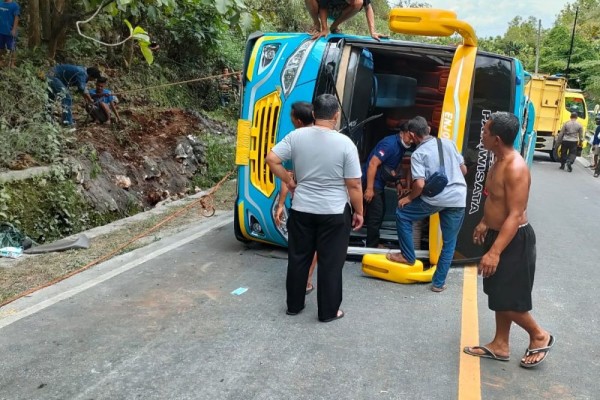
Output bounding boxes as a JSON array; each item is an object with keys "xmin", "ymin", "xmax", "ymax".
[
  {"xmin": 266, "ymin": 94, "xmax": 364, "ymax": 322},
  {"xmin": 557, "ymin": 112, "xmax": 583, "ymax": 172}
]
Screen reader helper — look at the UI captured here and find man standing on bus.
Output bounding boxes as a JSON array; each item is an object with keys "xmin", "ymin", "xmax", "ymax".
[
  {"xmin": 266, "ymin": 94, "xmax": 364, "ymax": 322},
  {"xmin": 386, "ymin": 116, "xmax": 467, "ymax": 292},
  {"xmin": 306, "ymin": 0, "xmax": 388, "ymax": 41},
  {"xmin": 556, "ymin": 112, "xmax": 583, "ymax": 172},
  {"xmin": 464, "ymin": 112, "xmax": 553, "ymax": 368}
]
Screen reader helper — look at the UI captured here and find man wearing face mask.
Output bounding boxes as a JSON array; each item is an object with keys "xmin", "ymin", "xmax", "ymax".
[{"xmin": 362, "ymin": 121, "xmax": 414, "ymax": 248}]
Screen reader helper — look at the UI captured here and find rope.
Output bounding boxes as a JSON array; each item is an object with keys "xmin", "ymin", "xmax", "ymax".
[
  {"xmin": 109, "ymin": 71, "xmax": 242, "ymax": 97},
  {"xmin": 0, "ymin": 169, "xmax": 235, "ymax": 309}
]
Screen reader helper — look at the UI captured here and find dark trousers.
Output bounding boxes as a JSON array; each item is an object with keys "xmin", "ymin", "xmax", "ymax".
[
  {"xmin": 365, "ymin": 189, "xmax": 385, "ymax": 247},
  {"xmin": 286, "ymin": 205, "xmax": 351, "ymax": 321},
  {"xmin": 560, "ymin": 141, "xmax": 578, "ymax": 166}
]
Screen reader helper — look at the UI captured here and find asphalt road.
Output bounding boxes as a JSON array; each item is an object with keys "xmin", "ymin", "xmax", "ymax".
[{"xmin": 0, "ymin": 154, "xmax": 598, "ymax": 400}]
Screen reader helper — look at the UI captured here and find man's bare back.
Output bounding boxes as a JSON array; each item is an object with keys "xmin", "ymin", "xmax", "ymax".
[{"xmin": 483, "ymin": 149, "xmax": 530, "ymax": 230}]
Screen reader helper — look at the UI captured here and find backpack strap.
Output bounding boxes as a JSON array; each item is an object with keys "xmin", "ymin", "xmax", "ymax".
[{"xmin": 436, "ymin": 138, "xmax": 445, "ymax": 169}]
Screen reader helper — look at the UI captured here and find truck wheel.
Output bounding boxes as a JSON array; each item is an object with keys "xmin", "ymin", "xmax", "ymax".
[
  {"xmin": 551, "ymin": 145, "xmax": 561, "ymax": 162},
  {"xmin": 234, "ymin": 201, "xmax": 250, "ymax": 243}
]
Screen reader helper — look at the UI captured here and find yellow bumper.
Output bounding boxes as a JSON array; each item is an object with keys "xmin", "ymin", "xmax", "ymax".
[{"xmin": 362, "ymin": 254, "xmax": 435, "ymax": 284}]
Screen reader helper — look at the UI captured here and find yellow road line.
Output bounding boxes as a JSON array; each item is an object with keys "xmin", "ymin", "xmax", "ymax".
[{"xmin": 458, "ymin": 265, "xmax": 481, "ymax": 400}]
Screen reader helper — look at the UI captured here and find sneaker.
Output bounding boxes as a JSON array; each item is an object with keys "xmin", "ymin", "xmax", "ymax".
[
  {"xmin": 594, "ymin": 173, "xmax": 599, "ymax": 178},
  {"xmin": 431, "ymin": 284, "xmax": 447, "ymax": 293},
  {"xmin": 559, "ymin": 165, "xmax": 565, "ymax": 170},
  {"xmin": 567, "ymin": 164, "xmax": 573, "ymax": 172}
]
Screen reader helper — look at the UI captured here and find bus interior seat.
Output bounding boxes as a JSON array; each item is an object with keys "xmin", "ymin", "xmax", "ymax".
[
  {"xmin": 385, "ymin": 102, "xmax": 443, "ymax": 130},
  {"xmin": 374, "ymin": 74, "xmax": 417, "ymax": 108},
  {"xmin": 415, "ymin": 67, "xmax": 450, "ymax": 100}
]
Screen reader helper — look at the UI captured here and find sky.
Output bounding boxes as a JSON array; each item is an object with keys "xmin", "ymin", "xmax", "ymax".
[{"xmin": 394, "ymin": 1, "xmax": 572, "ymax": 37}]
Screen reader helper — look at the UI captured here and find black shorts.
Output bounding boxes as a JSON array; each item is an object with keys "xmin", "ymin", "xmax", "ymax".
[{"xmin": 482, "ymin": 223, "xmax": 536, "ymax": 312}]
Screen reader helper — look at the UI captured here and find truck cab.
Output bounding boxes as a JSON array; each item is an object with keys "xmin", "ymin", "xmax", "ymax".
[
  {"xmin": 234, "ymin": 9, "xmax": 536, "ymax": 264},
  {"xmin": 526, "ymin": 74, "xmax": 588, "ymax": 161}
]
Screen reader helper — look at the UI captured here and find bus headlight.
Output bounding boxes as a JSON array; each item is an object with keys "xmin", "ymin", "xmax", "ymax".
[
  {"xmin": 281, "ymin": 40, "xmax": 313, "ymax": 97},
  {"xmin": 261, "ymin": 44, "xmax": 280, "ymax": 69}
]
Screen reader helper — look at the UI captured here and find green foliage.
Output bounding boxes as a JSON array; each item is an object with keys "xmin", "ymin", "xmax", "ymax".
[
  {"xmin": 0, "ymin": 63, "xmax": 73, "ymax": 168},
  {"xmin": 191, "ymin": 134, "xmax": 235, "ymax": 189},
  {"xmin": 0, "ymin": 169, "xmax": 128, "ymax": 242}
]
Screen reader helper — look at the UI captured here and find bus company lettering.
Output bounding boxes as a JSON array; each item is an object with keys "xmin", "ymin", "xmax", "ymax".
[
  {"xmin": 440, "ymin": 111, "xmax": 453, "ymax": 139},
  {"xmin": 469, "ymin": 110, "xmax": 494, "ymax": 215}
]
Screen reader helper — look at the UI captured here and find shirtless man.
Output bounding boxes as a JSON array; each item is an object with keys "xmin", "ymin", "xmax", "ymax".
[{"xmin": 463, "ymin": 112, "xmax": 554, "ymax": 369}]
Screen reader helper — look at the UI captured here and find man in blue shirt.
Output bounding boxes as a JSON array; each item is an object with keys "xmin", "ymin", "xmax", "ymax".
[
  {"xmin": 0, "ymin": 0, "xmax": 19, "ymax": 68},
  {"xmin": 362, "ymin": 122, "xmax": 414, "ymax": 248},
  {"xmin": 47, "ymin": 64, "xmax": 102, "ymax": 126},
  {"xmin": 86, "ymin": 77, "xmax": 121, "ymax": 124}
]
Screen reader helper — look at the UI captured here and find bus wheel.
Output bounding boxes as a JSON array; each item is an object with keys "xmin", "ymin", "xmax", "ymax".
[{"xmin": 234, "ymin": 202, "xmax": 250, "ymax": 243}]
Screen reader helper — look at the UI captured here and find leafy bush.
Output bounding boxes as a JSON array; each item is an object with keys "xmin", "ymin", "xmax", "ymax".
[
  {"xmin": 0, "ymin": 63, "xmax": 75, "ymax": 168},
  {"xmin": 192, "ymin": 134, "xmax": 235, "ymax": 189},
  {"xmin": 0, "ymin": 168, "xmax": 124, "ymax": 242}
]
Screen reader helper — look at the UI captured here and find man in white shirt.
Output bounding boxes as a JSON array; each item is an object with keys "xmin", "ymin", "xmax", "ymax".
[
  {"xmin": 386, "ymin": 116, "xmax": 467, "ymax": 292},
  {"xmin": 266, "ymin": 94, "xmax": 363, "ymax": 322}
]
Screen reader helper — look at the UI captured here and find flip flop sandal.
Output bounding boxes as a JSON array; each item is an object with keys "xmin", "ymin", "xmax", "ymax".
[
  {"xmin": 320, "ymin": 310, "xmax": 344, "ymax": 322},
  {"xmin": 463, "ymin": 345, "xmax": 510, "ymax": 361},
  {"xmin": 520, "ymin": 335, "xmax": 555, "ymax": 368},
  {"xmin": 286, "ymin": 304, "xmax": 305, "ymax": 316}
]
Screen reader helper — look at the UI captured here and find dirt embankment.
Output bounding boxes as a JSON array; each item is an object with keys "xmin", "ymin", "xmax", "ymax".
[{"xmin": 70, "ymin": 108, "xmax": 235, "ymax": 213}]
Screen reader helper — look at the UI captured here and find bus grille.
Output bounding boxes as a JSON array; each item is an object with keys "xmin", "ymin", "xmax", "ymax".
[{"xmin": 250, "ymin": 92, "xmax": 281, "ymax": 197}]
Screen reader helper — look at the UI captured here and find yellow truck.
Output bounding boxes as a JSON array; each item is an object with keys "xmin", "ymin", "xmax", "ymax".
[{"xmin": 526, "ymin": 74, "xmax": 588, "ymax": 161}]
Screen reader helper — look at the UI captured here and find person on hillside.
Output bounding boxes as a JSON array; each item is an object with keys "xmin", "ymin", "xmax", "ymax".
[
  {"xmin": 0, "ymin": 0, "xmax": 20, "ymax": 68},
  {"xmin": 386, "ymin": 116, "xmax": 467, "ymax": 293},
  {"xmin": 362, "ymin": 121, "xmax": 414, "ymax": 248},
  {"xmin": 218, "ymin": 66, "xmax": 237, "ymax": 107},
  {"xmin": 86, "ymin": 77, "xmax": 121, "ymax": 125},
  {"xmin": 266, "ymin": 94, "xmax": 364, "ymax": 322},
  {"xmin": 306, "ymin": 0, "xmax": 388, "ymax": 41},
  {"xmin": 463, "ymin": 112, "xmax": 554, "ymax": 368},
  {"xmin": 47, "ymin": 64, "xmax": 103, "ymax": 126},
  {"xmin": 275, "ymin": 101, "xmax": 318, "ymax": 295},
  {"xmin": 556, "ymin": 112, "xmax": 583, "ymax": 172}
]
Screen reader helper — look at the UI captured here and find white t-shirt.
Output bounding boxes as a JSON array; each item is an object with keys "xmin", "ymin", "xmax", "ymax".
[
  {"xmin": 271, "ymin": 126, "xmax": 362, "ymax": 214},
  {"xmin": 411, "ymin": 137, "xmax": 467, "ymax": 207}
]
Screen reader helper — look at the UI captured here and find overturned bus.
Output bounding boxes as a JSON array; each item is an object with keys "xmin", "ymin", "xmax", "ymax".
[{"xmin": 233, "ymin": 8, "xmax": 536, "ymax": 265}]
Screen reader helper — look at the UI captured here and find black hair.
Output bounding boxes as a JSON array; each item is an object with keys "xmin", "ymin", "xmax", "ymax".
[
  {"xmin": 96, "ymin": 76, "xmax": 108, "ymax": 84},
  {"xmin": 86, "ymin": 67, "xmax": 102, "ymax": 80},
  {"xmin": 407, "ymin": 116, "xmax": 429, "ymax": 137},
  {"xmin": 570, "ymin": 112, "xmax": 578, "ymax": 119},
  {"xmin": 488, "ymin": 112, "xmax": 519, "ymax": 145},
  {"xmin": 399, "ymin": 121, "xmax": 409, "ymax": 132},
  {"xmin": 291, "ymin": 101, "xmax": 314, "ymax": 126},
  {"xmin": 313, "ymin": 94, "xmax": 339, "ymax": 120}
]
